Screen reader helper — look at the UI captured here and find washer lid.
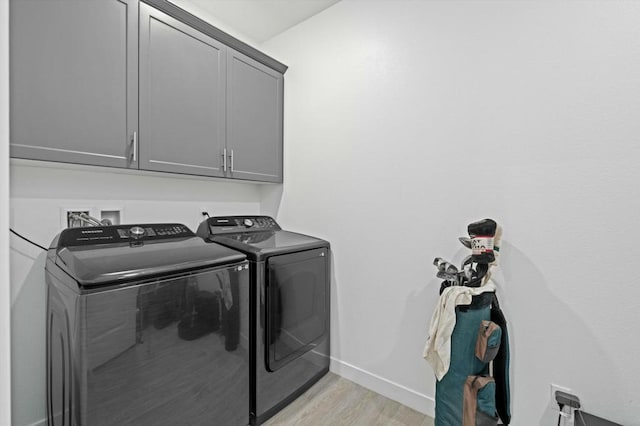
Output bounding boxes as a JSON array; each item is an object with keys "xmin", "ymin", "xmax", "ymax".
[
  {"xmin": 52, "ymin": 224, "xmax": 246, "ymax": 287},
  {"xmin": 211, "ymin": 230, "xmax": 329, "ymax": 261}
]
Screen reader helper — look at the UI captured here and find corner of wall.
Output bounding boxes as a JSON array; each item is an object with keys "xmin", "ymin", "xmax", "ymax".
[
  {"xmin": 330, "ymin": 357, "xmax": 435, "ymax": 418},
  {"xmin": 258, "ymin": 184, "xmax": 283, "ymax": 218},
  {"xmin": 1, "ymin": 0, "xmax": 13, "ymax": 423},
  {"xmin": 167, "ymin": 0, "xmax": 262, "ymax": 48}
]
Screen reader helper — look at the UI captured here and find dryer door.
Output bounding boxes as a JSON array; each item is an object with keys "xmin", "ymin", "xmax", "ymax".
[{"xmin": 265, "ymin": 247, "xmax": 328, "ymax": 372}]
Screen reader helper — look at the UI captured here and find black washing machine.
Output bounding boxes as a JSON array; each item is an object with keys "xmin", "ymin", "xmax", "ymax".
[
  {"xmin": 197, "ymin": 216, "xmax": 330, "ymax": 425},
  {"xmin": 45, "ymin": 223, "xmax": 250, "ymax": 425}
]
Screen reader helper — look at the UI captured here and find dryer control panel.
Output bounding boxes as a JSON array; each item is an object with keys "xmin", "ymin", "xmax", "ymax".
[
  {"xmin": 199, "ymin": 216, "xmax": 281, "ymax": 236},
  {"xmin": 58, "ymin": 223, "xmax": 194, "ymax": 248}
]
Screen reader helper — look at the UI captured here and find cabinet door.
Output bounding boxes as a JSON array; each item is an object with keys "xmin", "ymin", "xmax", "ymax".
[
  {"xmin": 227, "ymin": 50, "xmax": 283, "ymax": 183},
  {"xmin": 10, "ymin": 0, "xmax": 138, "ymax": 168},
  {"xmin": 139, "ymin": 4, "xmax": 226, "ymax": 177}
]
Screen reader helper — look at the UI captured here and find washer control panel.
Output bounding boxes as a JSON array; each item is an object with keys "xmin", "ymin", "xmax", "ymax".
[
  {"xmin": 203, "ymin": 216, "xmax": 281, "ymax": 235},
  {"xmin": 58, "ymin": 223, "xmax": 194, "ymax": 247}
]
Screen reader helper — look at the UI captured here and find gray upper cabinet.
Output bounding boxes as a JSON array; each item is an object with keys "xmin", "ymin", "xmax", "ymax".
[
  {"xmin": 10, "ymin": 0, "xmax": 138, "ymax": 169},
  {"xmin": 139, "ymin": 4, "xmax": 226, "ymax": 177},
  {"xmin": 227, "ymin": 50, "xmax": 284, "ymax": 183},
  {"xmin": 10, "ymin": 0, "xmax": 285, "ymax": 182}
]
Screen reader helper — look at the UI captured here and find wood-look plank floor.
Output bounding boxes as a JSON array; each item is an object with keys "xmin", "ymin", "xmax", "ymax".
[{"xmin": 264, "ymin": 373, "xmax": 435, "ymax": 426}]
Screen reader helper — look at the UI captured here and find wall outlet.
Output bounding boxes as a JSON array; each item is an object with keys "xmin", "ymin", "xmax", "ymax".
[
  {"xmin": 199, "ymin": 206, "xmax": 212, "ymax": 224},
  {"xmin": 551, "ymin": 383, "xmax": 572, "ymax": 402},
  {"xmin": 200, "ymin": 206, "xmax": 211, "ymax": 217}
]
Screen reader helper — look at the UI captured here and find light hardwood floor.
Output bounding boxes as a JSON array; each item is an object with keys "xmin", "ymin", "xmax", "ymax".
[{"xmin": 264, "ymin": 373, "xmax": 435, "ymax": 426}]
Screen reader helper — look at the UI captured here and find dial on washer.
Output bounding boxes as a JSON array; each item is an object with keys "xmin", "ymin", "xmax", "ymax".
[{"xmin": 129, "ymin": 226, "xmax": 146, "ymax": 239}]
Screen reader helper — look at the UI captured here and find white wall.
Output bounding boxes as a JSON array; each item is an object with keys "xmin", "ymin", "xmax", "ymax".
[
  {"xmin": 1, "ymin": 0, "xmax": 12, "ymax": 425},
  {"xmin": 262, "ymin": 1, "xmax": 640, "ymax": 424}
]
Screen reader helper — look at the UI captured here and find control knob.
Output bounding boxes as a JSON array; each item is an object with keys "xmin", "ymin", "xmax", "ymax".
[{"xmin": 129, "ymin": 226, "xmax": 146, "ymax": 239}]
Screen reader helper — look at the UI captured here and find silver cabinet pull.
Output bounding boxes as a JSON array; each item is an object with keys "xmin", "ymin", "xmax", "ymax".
[
  {"xmin": 230, "ymin": 149, "xmax": 234, "ymax": 172},
  {"xmin": 222, "ymin": 148, "xmax": 227, "ymax": 172},
  {"xmin": 131, "ymin": 131, "xmax": 137, "ymax": 162}
]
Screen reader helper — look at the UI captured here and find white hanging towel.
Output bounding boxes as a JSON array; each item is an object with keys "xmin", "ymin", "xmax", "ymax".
[{"xmin": 423, "ymin": 281, "xmax": 497, "ymax": 380}]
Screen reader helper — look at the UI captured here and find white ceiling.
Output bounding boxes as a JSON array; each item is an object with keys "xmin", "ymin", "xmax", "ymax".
[{"xmin": 183, "ymin": 0, "xmax": 341, "ymax": 43}]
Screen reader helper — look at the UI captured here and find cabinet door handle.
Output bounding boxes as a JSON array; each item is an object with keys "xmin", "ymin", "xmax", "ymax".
[
  {"xmin": 222, "ymin": 148, "xmax": 227, "ymax": 172},
  {"xmin": 230, "ymin": 149, "xmax": 234, "ymax": 172},
  {"xmin": 131, "ymin": 131, "xmax": 137, "ymax": 162}
]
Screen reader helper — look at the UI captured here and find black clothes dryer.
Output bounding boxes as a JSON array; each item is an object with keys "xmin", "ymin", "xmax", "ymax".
[
  {"xmin": 197, "ymin": 216, "xmax": 330, "ymax": 425},
  {"xmin": 45, "ymin": 223, "xmax": 250, "ymax": 426}
]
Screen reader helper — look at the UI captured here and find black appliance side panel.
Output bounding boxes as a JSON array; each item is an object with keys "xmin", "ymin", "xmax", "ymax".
[
  {"xmin": 47, "ymin": 262, "xmax": 250, "ymax": 426},
  {"xmin": 254, "ymin": 248, "xmax": 330, "ymax": 423},
  {"xmin": 265, "ymin": 248, "xmax": 328, "ymax": 372},
  {"xmin": 46, "ymin": 275, "xmax": 75, "ymax": 426}
]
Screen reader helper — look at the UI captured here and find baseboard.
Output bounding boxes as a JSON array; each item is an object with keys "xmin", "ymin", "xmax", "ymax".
[
  {"xmin": 28, "ymin": 418, "xmax": 46, "ymax": 426},
  {"xmin": 30, "ymin": 362, "xmax": 435, "ymax": 426},
  {"xmin": 330, "ymin": 357, "xmax": 435, "ymax": 418}
]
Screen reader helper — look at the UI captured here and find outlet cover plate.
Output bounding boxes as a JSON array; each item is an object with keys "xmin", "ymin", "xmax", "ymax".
[
  {"xmin": 551, "ymin": 383, "xmax": 572, "ymax": 402},
  {"xmin": 100, "ymin": 209, "xmax": 123, "ymax": 226}
]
